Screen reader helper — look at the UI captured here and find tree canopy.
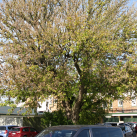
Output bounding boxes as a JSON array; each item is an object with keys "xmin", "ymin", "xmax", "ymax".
[{"xmin": 0, "ymin": 0, "xmax": 137, "ymax": 124}]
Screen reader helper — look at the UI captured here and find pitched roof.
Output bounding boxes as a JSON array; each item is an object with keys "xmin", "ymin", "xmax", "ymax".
[{"xmin": 0, "ymin": 106, "xmax": 35, "ymax": 116}]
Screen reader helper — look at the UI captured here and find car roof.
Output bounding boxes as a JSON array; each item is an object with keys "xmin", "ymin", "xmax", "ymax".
[
  {"xmin": 0, "ymin": 125, "xmax": 18, "ymax": 127},
  {"xmin": 43, "ymin": 125, "xmax": 121, "ymax": 131},
  {"xmin": 12, "ymin": 126, "xmax": 31, "ymax": 128}
]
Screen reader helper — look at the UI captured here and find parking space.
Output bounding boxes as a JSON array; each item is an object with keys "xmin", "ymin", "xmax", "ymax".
[{"xmin": 133, "ymin": 131, "xmax": 136, "ymax": 137}]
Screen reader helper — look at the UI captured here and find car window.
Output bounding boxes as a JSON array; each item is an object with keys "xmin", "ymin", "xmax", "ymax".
[
  {"xmin": 92, "ymin": 128, "xmax": 123, "ymax": 137},
  {"xmin": 111, "ymin": 123, "xmax": 117, "ymax": 126},
  {"xmin": 11, "ymin": 128, "xmax": 20, "ymax": 131},
  {"xmin": 77, "ymin": 129, "xmax": 90, "ymax": 137},
  {"xmin": 23, "ymin": 128, "xmax": 29, "ymax": 132},
  {"xmin": 30, "ymin": 128, "xmax": 37, "ymax": 132},
  {"xmin": 108, "ymin": 128, "xmax": 123, "ymax": 137},
  {"xmin": 0, "ymin": 126, "xmax": 6, "ymax": 130},
  {"xmin": 8, "ymin": 126, "xmax": 18, "ymax": 130},
  {"xmin": 119, "ymin": 123, "xmax": 124, "ymax": 126},
  {"xmin": 92, "ymin": 128, "xmax": 109, "ymax": 137},
  {"xmin": 36, "ymin": 129, "xmax": 76, "ymax": 137},
  {"xmin": 125, "ymin": 126, "xmax": 128, "ymax": 131},
  {"xmin": 127, "ymin": 126, "xmax": 131, "ymax": 131}
]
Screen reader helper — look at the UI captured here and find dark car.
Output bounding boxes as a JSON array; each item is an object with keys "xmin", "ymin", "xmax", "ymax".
[
  {"xmin": 35, "ymin": 125, "xmax": 124, "ymax": 137},
  {"xmin": 118, "ymin": 125, "xmax": 133, "ymax": 137},
  {"xmin": 0, "ymin": 125, "xmax": 18, "ymax": 137},
  {"xmin": 8, "ymin": 127, "xmax": 39, "ymax": 137}
]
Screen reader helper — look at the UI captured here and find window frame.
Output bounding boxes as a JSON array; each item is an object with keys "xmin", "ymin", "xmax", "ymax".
[
  {"xmin": 118, "ymin": 100, "xmax": 123, "ymax": 107},
  {"xmin": 77, "ymin": 129, "xmax": 90, "ymax": 137},
  {"xmin": 131, "ymin": 98, "xmax": 136, "ymax": 106}
]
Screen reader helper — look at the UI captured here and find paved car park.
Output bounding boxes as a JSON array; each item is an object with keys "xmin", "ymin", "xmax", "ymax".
[{"xmin": 133, "ymin": 131, "xmax": 136, "ymax": 137}]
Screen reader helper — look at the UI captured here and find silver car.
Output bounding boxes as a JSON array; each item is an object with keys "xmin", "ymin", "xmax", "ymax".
[
  {"xmin": 0, "ymin": 125, "xmax": 18, "ymax": 137},
  {"xmin": 127, "ymin": 122, "xmax": 137, "ymax": 131},
  {"xmin": 119, "ymin": 125, "xmax": 133, "ymax": 137}
]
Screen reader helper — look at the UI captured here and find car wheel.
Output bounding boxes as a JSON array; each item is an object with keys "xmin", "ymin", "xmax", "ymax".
[{"xmin": 23, "ymin": 135, "xmax": 27, "ymax": 137}]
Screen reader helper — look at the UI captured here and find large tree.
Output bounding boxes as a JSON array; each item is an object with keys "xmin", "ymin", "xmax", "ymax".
[{"xmin": 0, "ymin": 0, "xmax": 137, "ymax": 124}]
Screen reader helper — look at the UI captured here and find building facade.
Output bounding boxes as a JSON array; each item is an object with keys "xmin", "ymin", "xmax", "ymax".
[{"xmin": 106, "ymin": 97, "xmax": 137, "ymax": 122}]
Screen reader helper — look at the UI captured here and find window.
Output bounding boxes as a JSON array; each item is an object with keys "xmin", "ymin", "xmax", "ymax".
[
  {"xmin": 118, "ymin": 100, "xmax": 123, "ymax": 107},
  {"xmin": 92, "ymin": 128, "xmax": 109, "ymax": 137},
  {"xmin": 108, "ymin": 128, "xmax": 123, "ymax": 137},
  {"xmin": 49, "ymin": 97, "xmax": 53, "ymax": 104},
  {"xmin": 110, "ymin": 100, "xmax": 112, "ymax": 108},
  {"xmin": 92, "ymin": 128, "xmax": 123, "ymax": 137},
  {"xmin": 11, "ymin": 128, "xmax": 20, "ymax": 131},
  {"xmin": 8, "ymin": 126, "xmax": 19, "ymax": 130},
  {"xmin": 77, "ymin": 129, "xmax": 90, "ymax": 137},
  {"xmin": 0, "ymin": 126, "xmax": 6, "ymax": 130},
  {"xmin": 36, "ymin": 129, "xmax": 76, "ymax": 137},
  {"xmin": 132, "ymin": 98, "xmax": 136, "ymax": 106},
  {"xmin": 30, "ymin": 128, "xmax": 36, "ymax": 132},
  {"xmin": 22, "ymin": 128, "xmax": 29, "ymax": 132}
]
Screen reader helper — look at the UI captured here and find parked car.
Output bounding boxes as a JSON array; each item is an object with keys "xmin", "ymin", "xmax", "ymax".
[
  {"xmin": 118, "ymin": 125, "xmax": 133, "ymax": 137},
  {"xmin": 95, "ymin": 122, "xmax": 112, "ymax": 126},
  {"xmin": 0, "ymin": 125, "xmax": 18, "ymax": 137},
  {"xmin": 8, "ymin": 127, "xmax": 39, "ymax": 137},
  {"xmin": 134, "ymin": 124, "xmax": 137, "ymax": 132},
  {"xmin": 127, "ymin": 122, "xmax": 137, "ymax": 131},
  {"xmin": 119, "ymin": 123, "xmax": 132, "ymax": 130},
  {"xmin": 35, "ymin": 125, "xmax": 124, "ymax": 137},
  {"xmin": 105, "ymin": 122, "xmax": 119, "ymax": 126}
]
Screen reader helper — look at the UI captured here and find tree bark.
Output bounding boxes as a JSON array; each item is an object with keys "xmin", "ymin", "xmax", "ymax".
[{"xmin": 71, "ymin": 81, "xmax": 85, "ymax": 124}]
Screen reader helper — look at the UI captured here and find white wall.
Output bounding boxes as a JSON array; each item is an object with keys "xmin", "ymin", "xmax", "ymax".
[{"xmin": 0, "ymin": 116, "xmax": 23, "ymax": 126}]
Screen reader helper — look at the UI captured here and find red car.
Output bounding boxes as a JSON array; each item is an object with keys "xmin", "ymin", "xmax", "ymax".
[{"xmin": 8, "ymin": 127, "xmax": 39, "ymax": 137}]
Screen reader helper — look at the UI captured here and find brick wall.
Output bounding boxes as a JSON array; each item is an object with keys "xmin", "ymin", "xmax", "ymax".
[{"xmin": 110, "ymin": 97, "xmax": 137, "ymax": 113}]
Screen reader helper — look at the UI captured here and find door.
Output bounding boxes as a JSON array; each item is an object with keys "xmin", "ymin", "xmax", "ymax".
[
  {"xmin": 76, "ymin": 129, "xmax": 90, "ymax": 137},
  {"xmin": 30, "ymin": 128, "xmax": 38, "ymax": 137}
]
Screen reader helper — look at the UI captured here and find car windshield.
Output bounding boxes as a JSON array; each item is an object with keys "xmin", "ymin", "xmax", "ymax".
[
  {"xmin": 8, "ymin": 126, "xmax": 18, "ymax": 130},
  {"xmin": 36, "ymin": 129, "xmax": 77, "ymax": 137},
  {"xmin": 11, "ymin": 128, "xmax": 20, "ymax": 131},
  {"xmin": 129, "ymin": 123, "xmax": 134, "ymax": 125}
]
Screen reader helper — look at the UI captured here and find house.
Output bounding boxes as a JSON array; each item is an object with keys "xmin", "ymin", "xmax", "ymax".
[
  {"xmin": 17, "ymin": 93, "xmax": 137, "ymax": 123},
  {"xmin": 38, "ymin": 95, "xmax": 137, "ymax": 123},
  {"xmin": 0, "ymin": 106, "xmax": 45, "ymax": 131},
  {"xmin": 105, "ymin": 97, "xmax": 137, "ymax": 123},
  {"xmin": 37, "ymin": 96, "xmax": 57, "ymax": 113},
  {"xmin": 0, "ymin": 106, "xmax": 35, "ymax": 126}
]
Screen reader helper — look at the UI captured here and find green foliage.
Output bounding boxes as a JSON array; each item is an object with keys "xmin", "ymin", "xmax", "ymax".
[
  {"xmin": 104, "ymin": 117, "xmax": 119, "ymax": 122},
  {"xmin": 41, "ymin": 110, "xmax": 73, "ymax": 127},
  {"xmin": 123, "ymin": 118, "xmax": 137, "ymax": 123},
  {"xmin": 23, "ymin": 117, "xmax": 45, "ymax": 132},
  {"xmin": 78, "ymin": 108, "xmax": 106, "ymax": 125},
  {"xmin": 0, "ymin": 0, "xmax": 137, "ymax": 124}
]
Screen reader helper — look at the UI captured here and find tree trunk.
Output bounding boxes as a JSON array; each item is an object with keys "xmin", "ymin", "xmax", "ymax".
[{"xmin": 71, "ymin": 83, "xmax": 84, "ymax": 124}]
